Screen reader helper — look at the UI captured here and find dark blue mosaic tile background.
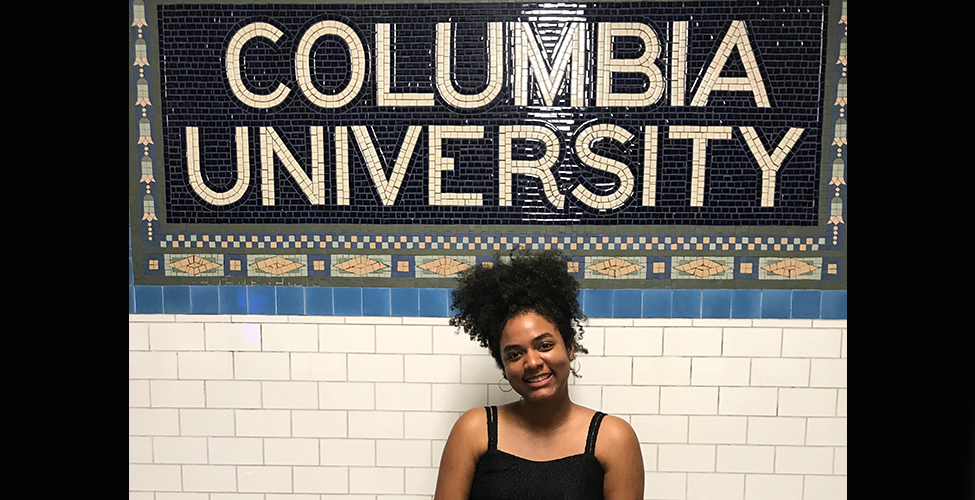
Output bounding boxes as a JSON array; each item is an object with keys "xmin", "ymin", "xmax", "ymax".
[{"xmin": 156, "ymin": 1, "xmax": 827, "ymax": 226}]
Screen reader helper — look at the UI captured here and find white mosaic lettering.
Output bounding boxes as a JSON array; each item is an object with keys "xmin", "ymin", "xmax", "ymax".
[
  {"xmin": 596, "ymin": 22, "xmax": 664, "ymax": 107},
  {"xmin": 498, "ymin": 125, "xmax": 565, "ymax": 208},
  {"xmin": 513, "ymin": 22, "xmax": 587, "ymax": 107},
  {"xmin": 436, "ymin": 22, "xmax": 504, "ymax": 109},
  {"xmin": 429, "ymin": 126, "xmax": 485, "ymax": 206},
  {"xmin": 670, "ymin": 21, "xmax": 688, "ymax": 107},
  {"xmin": 669, "ymin": 126, "xmax": 733, "ymax": 207},
  {"xmin": 377, "ymin": 24, "xmax": 434, "ymax": 106},
  {"xmin": 185, "ymin": 127, "xmax": 251, "ymax": 206},
  {"xmin": 260, "ymin": 127, "xmax": 326, "ymax": 206},
  {"xmin": 335, "ymin": 127, "xmax": 350, "ymax": 205},
  {"xmin": 691, "ymin": 20, "xmax": 771, "ymax": 107},
  {"xmin": 296, "ymin": 20, "xmax": 366, "ymax": 108},
  {"xmin": 225, "ymin": 23, "xmax": 292, "ymax": 109},
  {"xmin": 739, "ymin": 127, "xmax": 805, "ymax": 206},
  {"xmin": 350, "ymin": 126, "xmax": 422, "ymax": 206},
  {"xmin": 570, "ymin": 123, "xmax": 635, "ymax": 210},
  {"xmin": 642, "ymin": 125, "xmax": 659, "ymax": 206}
]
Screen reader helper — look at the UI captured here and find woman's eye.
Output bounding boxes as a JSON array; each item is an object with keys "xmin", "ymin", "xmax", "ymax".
[
  {"xmin": 540, "ymin": 342, "xmax": 554, "ymax": 350},
  {"xmin": 506, "ymin": 352, "xmax": 521, "ymax": 360}
]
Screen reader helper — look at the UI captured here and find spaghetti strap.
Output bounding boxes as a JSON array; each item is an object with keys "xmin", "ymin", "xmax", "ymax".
[
  {"xmin": 585, "ymin": 412, "xmax": 606, "ymax": 455},
  {"xmin": 485, "ymin": 406, "xmax": 498, "ymax": 451}
]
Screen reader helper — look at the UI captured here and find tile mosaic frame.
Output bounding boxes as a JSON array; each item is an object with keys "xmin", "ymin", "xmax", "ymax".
[{"xmin": 129, "ymin": 0, "xmax": 847, "ymax": 316}]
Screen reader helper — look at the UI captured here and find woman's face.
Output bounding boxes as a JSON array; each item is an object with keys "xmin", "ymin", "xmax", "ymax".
[{"xmin": 500, "ymin": 311, "xmax": 574, "ymax": 402}]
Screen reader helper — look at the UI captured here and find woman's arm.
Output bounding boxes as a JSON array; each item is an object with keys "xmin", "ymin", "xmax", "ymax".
[
  {"xmin": 595, "ymin": 415, "xmax": 645, "ymax": 500},
  {"xmin": 433, "ymin": 408, "xmax": 487, "ymax": 500}
]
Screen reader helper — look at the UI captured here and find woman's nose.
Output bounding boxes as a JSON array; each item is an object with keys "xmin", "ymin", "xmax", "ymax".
[{"xmin": 524, "ymin": 350, "xmax": 543, "ymax": 368}]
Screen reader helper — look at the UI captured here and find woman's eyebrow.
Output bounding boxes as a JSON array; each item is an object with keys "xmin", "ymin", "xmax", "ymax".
[{"xmin": 503, "ymin": 332, "xmax": 555, "ymax": 351}]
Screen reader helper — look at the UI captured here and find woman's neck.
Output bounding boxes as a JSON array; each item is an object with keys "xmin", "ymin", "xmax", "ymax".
[{"xmin": 511, "ymin": 390, "xmax": 575, "ymax": 431}]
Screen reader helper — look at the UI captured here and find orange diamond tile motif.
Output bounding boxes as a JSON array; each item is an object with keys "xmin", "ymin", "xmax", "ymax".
[
  {"xmin": 169, "ymin": 255, "xmax": 219, "ymax": 275},
  {"xmin": 675, "ymin": 258, "xmax": 731, "ymax": 278},
  {"xmin": 334, "ymin": 256, "xmax": 387, "ymax": 275},
  {"xmin": 149, "ymin": 260, "xmax": 159, "ymax": 270},
  {"xmin": 314, "ymin": 260, "xmax": 325, "ymax": 271},
  {"xmin": 251, "ymin": 256, "xmax": 304, "ymax": 275},
  {"xmin": 397, "ymin": 260, "xmax": 410, "ymax": 272},
  {"xmin": 652, "ymin": 262, "xmax": 665, "ymax": 273},
  {"xmin": 230, "ymin": 260, "xmax": 241, "ymax": 271},
  {"xmin": 588, "ymin": 258, "xmax": 643, "ymax": 277},
  {"xmin": 763, "ymin": 258, "xmax": 818, "ymax": 277},
  {"xmin": 418, "ymin": 257, "xmax": 471, "ymax": 276},
  {"xmin": 740, "ymin": 262, "xmax": 753, "ymax": 274}
]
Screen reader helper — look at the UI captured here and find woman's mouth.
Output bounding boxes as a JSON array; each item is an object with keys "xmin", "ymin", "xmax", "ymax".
[{"xmin": 524, "ymin": 373, "xmax": 552, "ymax": 387}]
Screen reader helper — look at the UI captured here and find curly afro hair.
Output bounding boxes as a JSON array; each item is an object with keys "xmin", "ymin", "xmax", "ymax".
[{"xmin": 449, "ymin": 250, "xmax": 588, "ymax": 373}]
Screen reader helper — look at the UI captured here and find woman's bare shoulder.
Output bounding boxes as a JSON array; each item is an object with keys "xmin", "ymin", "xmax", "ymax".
[
  {"xmin": 446, "ymin": 407, "xmax": 490, "ymax": 452},
  {"xmin": 596, "ymin": 414, "xmax": 639, "ymax": 445}
]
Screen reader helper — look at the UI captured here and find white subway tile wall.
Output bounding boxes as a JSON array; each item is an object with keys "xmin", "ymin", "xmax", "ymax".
[{"xmin": 129, "ymin": 316, "xmax": 847, "ymax": 500}]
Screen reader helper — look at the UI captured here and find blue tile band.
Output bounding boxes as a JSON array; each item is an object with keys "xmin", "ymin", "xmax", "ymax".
[{"xmin": 129, "ymin": 285, "xmax": 846, "ymax": 319}]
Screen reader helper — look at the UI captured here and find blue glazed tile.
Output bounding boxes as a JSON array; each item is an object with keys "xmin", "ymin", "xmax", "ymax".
[
  {"xmin": 419, "ymin": 288, "xmax": 449, "ymax": 317},
  {"xmin": 643, "ymin": 289, "xmax": 673, "ymax": 318},
  {"xmin": 731, "ymin": 290, "xmax": 762, "ymax": 318},
  {"xmin": 129, "ymin": 257, "xmax": 134, "ymax": 285},
  {"xmin": 673, "ymin": 289, "xmax": 702, "ymax": 318},
  {"xmin": 576, "ymin": 290, "xmax": 585, "ymax": 313},
  {"xmin": 190, "ymin": 286, "xmax": 219, "ymax": 314},
  {"xmin": 792, "ymin": 290, "xmax": 822, "ymax": 319},
  {"xmin": 129, "ymin": 286, "xmax": 136, "ymax": 314},
  {"xmin": 362, "ymin": 288, "xmax": 391, "ymax": 317},
  {"xmin": 247, "ymin": 286, "xmax": 276, "ymax": 315},
  {"xmin": 447, "ymin": 289, "xmax": 459, "ymax": 317},
  {"xmin": 613, "ymin": 290, "xmax": 642, "ymax": 318},
  {"xmin": 163, "ymin": 286, "xmax": 192, "ymax": 314},
  {"xmin": 335, "ymin": 287, "xmax": 363, "ymax": 316},
  {"xmin": 305, "ymin": 287, "xmax": 334, "ymax": 316},
  {"xmin": 134, "ymin": 286, "xmax": 163, "ymax": 314},
  {"xmin": 219, "ymin": 286, "xmax": 248, "ymax": 314},
  {"xmin": 584, "ymin": 289, "xmax": 612, "ymax": 318},
  {"xmin": 391, "ymin": 288, "xmax": 419, "ymax": 317},
  {"xmin": 276, "ymin": 287, "xmax": 305, "ymax": 316},
  {"xmin": 761, "ymin": 290, "xmax": 792, "ymax": 319},
  {"xmin": 821, "ymin": 290, "xmax": 847, "ymax": 319},
  {"xmin": 702, "ymin": 289, "xmax": 732, "ymax": 318}
]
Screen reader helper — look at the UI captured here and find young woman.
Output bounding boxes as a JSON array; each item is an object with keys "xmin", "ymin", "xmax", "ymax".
[{"xmin": 435, "ymin": 251, "xmax": 644, "ymax": 500}]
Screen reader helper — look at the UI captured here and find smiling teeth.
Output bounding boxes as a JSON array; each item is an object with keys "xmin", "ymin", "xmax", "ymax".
[{"xmin": 526, "ymin": 374, "xmax": 550, "ymax": 382}]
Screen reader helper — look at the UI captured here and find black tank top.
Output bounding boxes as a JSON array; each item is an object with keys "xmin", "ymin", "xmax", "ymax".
[{"xmin": 468, "ymin": 406, "xmax": 606, "ymax": 500}]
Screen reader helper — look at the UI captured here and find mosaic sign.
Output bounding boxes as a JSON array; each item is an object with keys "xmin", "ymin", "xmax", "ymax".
[{"xmin": 131, "ymin": 0, "xmax": 847, "ymax": 287}]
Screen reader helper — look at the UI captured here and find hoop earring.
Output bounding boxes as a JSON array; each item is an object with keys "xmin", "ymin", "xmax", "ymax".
[
  {"xmin": 570, "ymin": 358, "xmax": 581, "ymax": 378},
  {"xmin": 498, "ymin": 376, "xmax": 512, "ymax": 393}
]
